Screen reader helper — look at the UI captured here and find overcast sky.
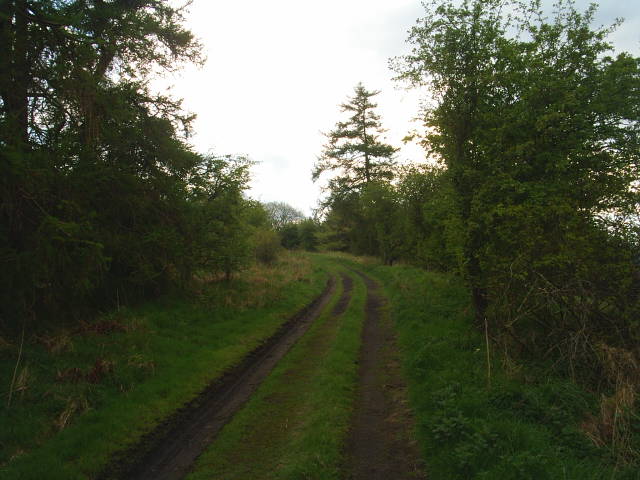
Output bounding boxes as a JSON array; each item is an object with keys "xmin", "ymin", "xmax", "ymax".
[{"xmin": 164, "ymin": 0, "xmax": 640, "ymax": 215}]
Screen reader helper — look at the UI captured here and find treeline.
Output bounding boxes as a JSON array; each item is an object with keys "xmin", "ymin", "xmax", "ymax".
[
  {"xmin": 0, "ymin": 1, "xmax": 279, "ymax": 333},
  {"xmin": 316, "ymin": 0, "xmax": 640, "ymax": 403}
]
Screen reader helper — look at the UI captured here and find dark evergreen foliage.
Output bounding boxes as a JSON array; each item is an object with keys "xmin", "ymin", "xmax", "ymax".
[
  {"xmin": 313, "ymin": 83, "xmax": 398, "ymax": 200},
  {"xmin": 0, "ymin": 1, "xmax": 256, "ymax": 331}
]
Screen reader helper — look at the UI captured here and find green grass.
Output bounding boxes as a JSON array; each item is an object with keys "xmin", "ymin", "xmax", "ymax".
[
  {"xmin": 187, "ymin": 264, "xmax": 367, "ymax": 480},
  {"xmin": 0, "ymin": 253, "xmax": 329, "ymax": 480},
  {"xmin": 6, "ymin": 251, "xmax": 635, "ymax": 479},
  {"xmin": 336, "ymin": 256, "xmax": 640, "ymax": 480}
]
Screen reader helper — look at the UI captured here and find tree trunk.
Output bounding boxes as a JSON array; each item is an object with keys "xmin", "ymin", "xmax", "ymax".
[
  {"xmin": 362, "ymin": 110, "xmax": 370, "ymax": 183},
  {"xmin": 1, "ymin": 0, "xmax": 30, "ymax": 149}
]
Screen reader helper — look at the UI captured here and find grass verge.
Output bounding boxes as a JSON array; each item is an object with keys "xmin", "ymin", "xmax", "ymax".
[
  {"xmin": 337, "ymin": 255, "xmax": 640, "ymax": 480},
  {"xmin": 0, "ymin": 253, "xmax": 328, "ymax": 480},
  {"xmin": 186, "ymin": 266, "xmax": 366, "ymax": 480}
]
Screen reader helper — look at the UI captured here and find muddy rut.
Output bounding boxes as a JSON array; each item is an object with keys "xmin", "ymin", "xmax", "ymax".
[
  {"xmin": 190, "ymin": 271, "xmax": 357, "ymax": 478},
  {"xmin": 100, "ymin": 267, "xmax": 425, "ymax": 479},
  {"xmin": 345, "ymin": 270, "xmax": 426, "ymax": 479},
  {"xmin": 100, "ymin": 277, "xmax": 336, "ymax": 480}
]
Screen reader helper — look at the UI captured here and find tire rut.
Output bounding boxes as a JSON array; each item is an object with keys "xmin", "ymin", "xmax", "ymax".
[
  {"xmin": 345, "ymin": 269, "xmax": 426, "ymax": 480},
  {"xmin": 99, "ymin": 276, "xmax": 336, "ymax": 480},
  {"xmin": 331, "ymin": 272, "xmax": 354, "ymax": 317},
  {"xmin": 188, "ymin": 271, "xmax": 356, "ymax": 478}
]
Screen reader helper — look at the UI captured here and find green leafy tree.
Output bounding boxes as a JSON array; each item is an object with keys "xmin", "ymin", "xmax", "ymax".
[
  {"xmin": 394, "ymin": 0, "xmax": 640, "ymax": 386},
  {"xmin": 279, "ymin": 224, "xmax": 301, "ymax": 250},
  {"xmin": 298, "ymin": 218, "xmax": 320, "ymax": 251},
  {"xmin": 187, "ymin": 155, "xmax": 256, "ymax": 281},
  {"xmin": 263, "ymin": 201, "xmax": 307, "ymax": 250},
  {"xmin": 396, "ymin": 164, "xmax": 463, "ymax": 271},
  {"xmin": 393, "ymin": 0, "xmax": 508, "ymax": 325},
  {"xmin": 0, "ymin": 0, "xmax": 200, "ymax": 151},
  {"xmin": 359, "ymin": 182, "xmax": 404, "ymax": 265},
  {"xmin": 254, "ymin": 229, "xmax": 281, "ymax": 265}
]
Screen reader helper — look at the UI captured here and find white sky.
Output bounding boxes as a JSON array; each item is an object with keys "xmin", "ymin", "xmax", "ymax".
[{"xmin": 164, "ymin": 0, "xmax": 640, "ymax": 216}]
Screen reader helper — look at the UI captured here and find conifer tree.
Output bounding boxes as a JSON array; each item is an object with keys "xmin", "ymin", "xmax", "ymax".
[{"xmin": 313, "ymin": 83, "xmax": 398, "ymax": 196}]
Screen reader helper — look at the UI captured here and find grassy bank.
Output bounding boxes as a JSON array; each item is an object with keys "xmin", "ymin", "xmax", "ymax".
[
  {"xmin": 187, "ymin": 266, "xmax": 366, "ymax": 480},
  {"xmin": 337, "ymin": 255, "xmax": 639, "ymax": 479},
  {"xmin": 0, "ymin": 253, "xmax": 329, "ymax": 480}
]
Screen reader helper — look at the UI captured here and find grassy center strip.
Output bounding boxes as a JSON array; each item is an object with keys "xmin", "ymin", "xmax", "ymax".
[{"xmin": 186, "ymin": 267, "xmax": 366, "ymax": 480}]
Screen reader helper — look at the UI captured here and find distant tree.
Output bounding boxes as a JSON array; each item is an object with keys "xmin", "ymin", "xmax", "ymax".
[
  {"xmin": 264, "ymin": 201, "xmax": 305, "ymax": 231},
  {"xmin": 254, "ymin": 229, "xmax": 281, "ymax": 265},
  {"xmin": 359, "ymin": 182, "xmax": 404, "ymax": 265},
  {"xmin": 313, "ymin": 83, "xmax": 398, "ymax": 198},
  {"xmin": 317, "ymin": 193, "xmax": 359, "ymax": 252},
  {"xmin": 312, "ymin": 84, "xmax": 399, "ymax": 257},
  {"xmin": 244, "ymin": 200, "xmax": 271, "ymax": 230},
  {"xmin": 396, "ymin": 164, "xmax": 463, "ymax": 271},
  {"xmin": 187, "ymin": 155, "xmax": 255, "ymax": 281},
  {"xmin": 298, "ymin": 219, "xmax": 319, "ymax": 251},
  {"xmin": 280, "ymin": 224, "xmax": 301, "ymax": 250}
]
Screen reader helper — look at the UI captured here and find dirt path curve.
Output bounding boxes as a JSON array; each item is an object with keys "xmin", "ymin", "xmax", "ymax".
[
  {"xmin": 100, "ymin": 277, "xmax": 336, "ymax": 480},
  {"xmin": 345, "ymin": 270, "xmax": 426, "ymax": 479},
  {"xmin": 331, "ymin": 272, "xmax": 354, "ymax": 317}
]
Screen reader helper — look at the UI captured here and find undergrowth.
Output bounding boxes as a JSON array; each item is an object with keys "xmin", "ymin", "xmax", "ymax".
[{"xmin": 0, "ymin": 252, "xmax": 327, "ymax": 479}]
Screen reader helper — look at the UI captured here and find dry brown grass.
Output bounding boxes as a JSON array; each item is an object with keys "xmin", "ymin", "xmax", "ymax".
[
  {"xmin": 192, "ymin": 253, "xmax": 314, "ymax": 309},
  {"xmin": 80, "ymin": 318, "xmax": 129, "ymax": 335},
  {"xmin": 581, "ymin": 343, "xmax": 639, "ymax": 463},
  {"xmin": 223, "ymin": 252, "xmax": 314, "ymax": 309},
  {"xmin": 56, "ymin": 358, "xmax": 114, "ymax": 385},
  {"xmin": 36, "ymin": 331, "xmax": 74, "ymax": 354},
  {"xmin": 322, "ymin": 251, "xmax": 379, "ymax": 266},
  {"xmin": 128, "ymin": 353, "xmax": 156, "ymax": 375},
  {"xmin": 12, "ymin": 366, "xmax": 30, "ymax": 400},
  {"xmin": 0, "ymin": 336, "xmax": 12, "ymax": 351},
  {"xmin": 54, "ymin": 395, "xmax": 89, "ymax": 431}
]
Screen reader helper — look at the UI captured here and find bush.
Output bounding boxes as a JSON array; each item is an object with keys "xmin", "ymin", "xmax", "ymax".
[{"xmin": 254, "ymin": 229, "xmax": 281, "ymax": 265}]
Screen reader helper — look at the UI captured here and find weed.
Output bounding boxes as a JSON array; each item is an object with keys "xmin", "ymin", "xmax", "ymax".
[
  {"xmin": 56, "ymin": 367, "xmax": 84, "ymax": 383},
  {"xmin": 36, "ymin": 331, "xmax": 74, "ymax": 354},
  {"xmin": 13, "ymin": 365, "xmax": 30, "ymax": 400},
  {"xmin": 55, "ymin": 358, "xmax": 114, "ymax": 385},
  {"xmin": 85, "ymin": 358, "xmax": 114, "ymax": 384},
  {"xmin": 54, "ymin": 396, "xmax": 89, "ymax": 431},
  {"xmin": 588, "ymin": 342, "xmax": 640, "ymax": 463},
  {"xmin": 0, "ymin": 336, "xmax": 11, "ymax": 351},
  {"xmin": 80, "ymin": 319, "xmax": 128, "ymax": 335},
  {"xmin": 127, "ymin": 353, "xmax": 155, "ymax": 375}
]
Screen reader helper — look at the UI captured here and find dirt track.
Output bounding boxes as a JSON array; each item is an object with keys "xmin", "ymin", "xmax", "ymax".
[
  {"xmin": 187, "ymin": 271, "xmax": 357, "ymax": 477},
  {"xmin": 99, "ymin": 277, "xmax": 335, "ymax": 480},
  {"xmin": 100, "ymin": 266, "xmax": 425, "ymax": 479},
  {"xmin": 345, "ymin": 270, "xmax": 426, "ymax": 479}
]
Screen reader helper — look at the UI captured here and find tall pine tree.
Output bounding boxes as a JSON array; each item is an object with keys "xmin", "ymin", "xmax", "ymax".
[{"xmin": 313, "ymin": 83, "xmax": 397, "ymax": 198}]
